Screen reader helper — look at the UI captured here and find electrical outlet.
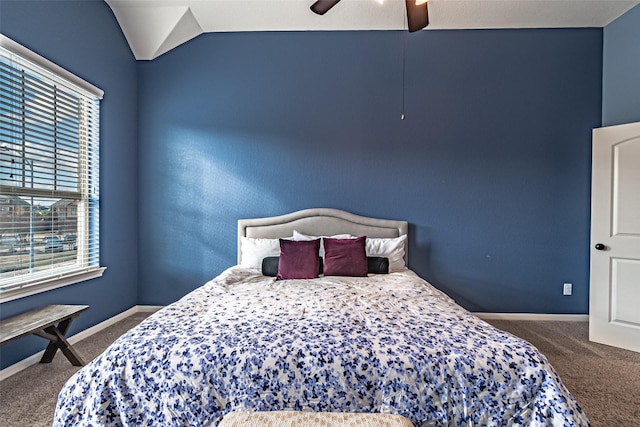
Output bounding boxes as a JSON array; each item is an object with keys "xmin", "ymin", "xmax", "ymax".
[{"xmin": 563, "ymin": 283, "xmax": 572, "ymax": 296}]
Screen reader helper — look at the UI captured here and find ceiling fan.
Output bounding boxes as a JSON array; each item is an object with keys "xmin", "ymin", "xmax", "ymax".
[{"xmin": 310, "ymin": 0, "xmax": 429, "ymax": 32}]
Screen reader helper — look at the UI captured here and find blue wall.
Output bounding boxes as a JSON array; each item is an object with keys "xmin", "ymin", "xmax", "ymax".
[
  {"xmin": 0, "ymin": 0, "xmax": 138, "ymax": 369},
  {"xmin": 603, "ymin": 4, "xmax": 640, "ymax": 126},
  {"xmin": 138, "ymin": 29, "xmax": 602, "ymax": 313}
]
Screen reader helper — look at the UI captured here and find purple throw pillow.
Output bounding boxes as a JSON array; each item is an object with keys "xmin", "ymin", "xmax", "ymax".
[
  {"xmin": 277, "ymin": 238, "xmax": 321, "ymax": 280},
  {"xmin": 323, "ymin": 236, "xmax": 368, "ymax": 277}
]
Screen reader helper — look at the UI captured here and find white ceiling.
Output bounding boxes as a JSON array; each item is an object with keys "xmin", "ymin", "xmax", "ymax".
[{"xmin": 105, "ymin": 0, "xmax": 640, "ymax": 60}]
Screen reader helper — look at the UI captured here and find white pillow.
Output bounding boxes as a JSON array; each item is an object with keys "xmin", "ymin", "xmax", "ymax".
[
  {"xmin": 292, "ymin": 230, "xmax": 352, "ymax": 257},
  {"xmin": 240, "ymin": 237, "xmax": 281, "ymax": 270},
  {"xmin": 366, "ymin": 235, "xmax": 407, "ymax": 272}
]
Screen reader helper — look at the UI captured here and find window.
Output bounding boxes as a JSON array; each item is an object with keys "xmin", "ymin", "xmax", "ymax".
[{"xmin": 0, "ymin": 35, "xmax": 105, "ymax": 302}]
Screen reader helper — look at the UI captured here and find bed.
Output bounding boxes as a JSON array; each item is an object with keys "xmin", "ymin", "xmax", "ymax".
[{"xmin": 53, "ymin": 208, "xmax": 589, "ymax": 426}]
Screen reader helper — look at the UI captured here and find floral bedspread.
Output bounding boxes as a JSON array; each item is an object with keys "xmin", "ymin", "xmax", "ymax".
[{"xmin": 54, "ymin": 267, "xmax": 588, "ymax": 426}]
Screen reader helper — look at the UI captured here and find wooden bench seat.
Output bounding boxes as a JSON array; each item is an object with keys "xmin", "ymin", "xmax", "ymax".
[{"xmin": 0, "ymin": 304, "xmax": 89, "ymax": 366}]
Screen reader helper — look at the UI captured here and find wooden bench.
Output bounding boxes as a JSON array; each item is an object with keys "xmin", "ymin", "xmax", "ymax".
[{"xmin": 0, "ymin": 304, "xmax": 89, "ymax": 366}]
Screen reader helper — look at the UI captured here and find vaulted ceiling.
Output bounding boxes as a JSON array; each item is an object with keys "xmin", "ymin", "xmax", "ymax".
[{"xmin": 105, "ymin": 0, "xmax": 640, "ymax": 60}]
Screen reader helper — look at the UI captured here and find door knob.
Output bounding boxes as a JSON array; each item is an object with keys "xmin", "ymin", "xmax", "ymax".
[{"xmin": 595, "ymin": 243, "xmax": 606, "ymax": 250}]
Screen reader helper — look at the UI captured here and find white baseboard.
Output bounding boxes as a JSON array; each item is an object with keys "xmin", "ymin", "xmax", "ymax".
[
  {"xmin": 475, "ymin": 312, "xmax": 589, "ymax": 322},
  {"xmin": 136, "ymin": 305, "xmax": 164, "ymax": 312},
  {"xmin": 0, "ymin": 305, "xmax": 162, "ymax": 382}
]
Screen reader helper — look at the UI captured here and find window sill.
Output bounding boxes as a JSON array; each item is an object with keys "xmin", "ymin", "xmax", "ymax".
[{"xmin": 0, "ymin": 267, "xmax": 106, "ymax": 304}]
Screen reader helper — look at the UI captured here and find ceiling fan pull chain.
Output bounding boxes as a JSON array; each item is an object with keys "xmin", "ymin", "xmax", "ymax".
[{"xmin": 402, "ymin": 6, "xmax": 407, "ymax": 120}]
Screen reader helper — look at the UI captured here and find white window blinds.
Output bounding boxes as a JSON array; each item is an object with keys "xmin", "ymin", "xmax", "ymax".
[{"xmin": 0, "ymin": 34, "xmax": 105, "ymax": 301}]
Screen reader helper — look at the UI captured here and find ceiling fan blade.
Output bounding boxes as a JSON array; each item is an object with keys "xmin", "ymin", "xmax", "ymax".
[
  {"xmin": 310, "ymin": 0, "xmax": 342, "ymax": 15},
  {"xmin": 406, "ymin": 0, "xmax": 429, "ymax": 32}
]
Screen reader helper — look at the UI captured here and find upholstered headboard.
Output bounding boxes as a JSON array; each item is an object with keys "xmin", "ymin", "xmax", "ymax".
[{"xmin": 237, "ymin": 208, "xmax": 408, "ymax": 265}]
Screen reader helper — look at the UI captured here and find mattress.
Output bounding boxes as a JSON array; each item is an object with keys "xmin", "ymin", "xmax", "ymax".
[{"xmin": 53, "ymin": 266, "xmax": 589, "ymax": 426}]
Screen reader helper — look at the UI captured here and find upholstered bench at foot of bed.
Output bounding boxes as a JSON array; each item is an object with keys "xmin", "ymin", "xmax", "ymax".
[{"xmin": 218, "ymin": 411, "xmax": 415, "ymax": 427}]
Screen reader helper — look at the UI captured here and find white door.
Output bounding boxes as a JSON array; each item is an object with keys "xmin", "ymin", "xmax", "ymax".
[{"xmin": 590, "ymin": 121, "xmax": 640, "ymax": 353}]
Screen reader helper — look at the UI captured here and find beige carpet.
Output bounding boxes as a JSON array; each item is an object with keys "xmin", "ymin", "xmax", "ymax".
[
  {"xmin": 486, "ymin": 320, "xmax": 640, "ymax": 427},
  {"xmin": 0, "ymin": 315, "xmax": 638, "ymax": 426}
]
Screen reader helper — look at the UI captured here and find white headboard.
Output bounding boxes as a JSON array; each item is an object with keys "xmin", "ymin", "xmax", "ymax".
[{"xmin": 238, "ymin": 208, "xmax": 408, "ymax": 264}]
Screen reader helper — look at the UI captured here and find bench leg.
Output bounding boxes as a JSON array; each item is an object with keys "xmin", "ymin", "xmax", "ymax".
[{"xmin": 39, "ymin": 318, "xmax": 85, "ymax": 366}]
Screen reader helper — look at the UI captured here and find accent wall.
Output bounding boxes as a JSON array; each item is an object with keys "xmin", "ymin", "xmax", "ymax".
[{"xmin": 137, "ymin": 29, "xmax": 602, "ymax": 313}]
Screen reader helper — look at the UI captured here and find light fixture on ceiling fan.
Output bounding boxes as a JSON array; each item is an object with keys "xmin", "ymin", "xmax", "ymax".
[{"xmin": 310, "ymin": 0, "xmax": 429, "ymax": 32}]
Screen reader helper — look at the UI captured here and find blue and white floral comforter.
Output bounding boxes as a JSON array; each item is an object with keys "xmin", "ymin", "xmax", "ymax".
[{"xmin": 54, "ymin": 267, "xmax": 589, "ymax": 426}]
